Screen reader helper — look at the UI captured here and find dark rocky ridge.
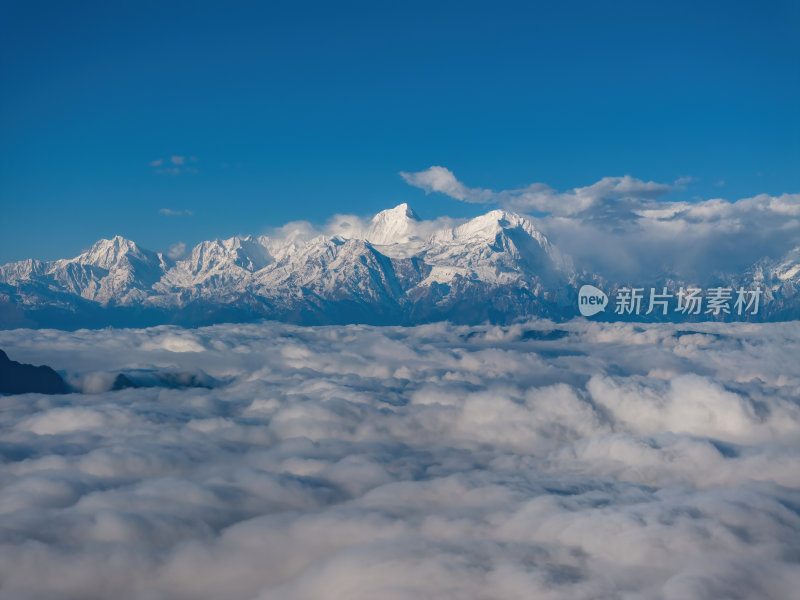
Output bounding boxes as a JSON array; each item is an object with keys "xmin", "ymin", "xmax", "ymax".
[{"xmin": 0, "ymin": 349, "xmax": 69, "ymax": 394}]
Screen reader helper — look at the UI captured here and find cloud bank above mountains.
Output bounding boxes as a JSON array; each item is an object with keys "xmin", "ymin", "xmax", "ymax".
[
  {"xmin": 243, "ymin": 167, "xmax": 798, "ymax": 284},
  {"xmin": 400, "ymin": 167, "xmax": 800, "ymax": 281},
  {"xmin": 1, "ymin": 320, "xmax": 799, "ymax": 599}
]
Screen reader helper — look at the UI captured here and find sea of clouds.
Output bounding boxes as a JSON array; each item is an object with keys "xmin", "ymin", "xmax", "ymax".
[{"xmin": 0, "ymin": 320, "xmax": 799, "ymax": 599}]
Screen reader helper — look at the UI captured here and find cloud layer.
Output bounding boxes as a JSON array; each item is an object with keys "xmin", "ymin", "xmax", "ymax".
[
  {"xmin": 1, "ymin": 320, "xmax": 799, "ymax": 599},
  {"xmin": 400, "ymin": 167, "xmax": 800, "ymax": 281}
]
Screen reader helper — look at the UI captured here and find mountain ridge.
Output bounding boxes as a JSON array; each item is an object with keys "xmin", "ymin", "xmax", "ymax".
[{"xmin": 1, "ymin": 206, "xmax": 797, "ymax": 329}]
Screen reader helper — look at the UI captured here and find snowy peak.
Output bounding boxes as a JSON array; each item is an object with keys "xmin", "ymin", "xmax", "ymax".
[
  {"xmin": 366, "ymin": 203, "xmax": 421, "ymax": 245},
  {"xmin": 13, "ymin": 236, "xmax": 168, "ymax": 305},
  {"xmin": 746, "ymin": 246, "xmax": 800, "ymax": 284},
  {"xmin": 253, "ymin": 235, "xmax": 406, "ymax": 307},
  {"xmin": 420, "ymin": 209, "xmax": 574, "ymax": 287},
  {"xmin": 157, "ymin": 235, "xmax": 276, "ymax": 290},
  {"xmin": 385, "ymin": 202, "xmax": 420, "ymax": 221},
  {"xmin": 0, "ymin": 258, "xmax": 46, "ymax": 283},
  {"xmin": 775, "ymin": 247, "xmax": 800, "ymax": 282},
  {"xmin": 184, "ymin": 236, "xmax": 273, "ymax": 276},
  {"xmin": 428, "ymin": 209, "xmax": 552, "ymax": 255},
  {"xmin": 75, "ymin": 235, "xmax": 158, "ymax": 270},
  {"xmin": 439, "ymin": 210, "xmax": 546, "ymax": 245}
]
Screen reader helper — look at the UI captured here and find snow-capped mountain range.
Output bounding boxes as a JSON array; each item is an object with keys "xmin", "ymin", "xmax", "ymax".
[{"xmin": 1, "ymin": 204, "xmax": 798, "ymax": 329}]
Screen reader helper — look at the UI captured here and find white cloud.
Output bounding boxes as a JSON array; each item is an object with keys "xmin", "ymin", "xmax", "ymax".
[
  {"xmin": 0, "ymin": 319, "xmax": 798, "ymax": 598},
  {"xmin": 150, "ymin": 156, "xmax": 197, "ymax": 175},
  {"xmin": 159, "ymin": 208, "xmax": 194, "ymax": 216},
  {"xmin": 400, "ymin": 167, "xmax": 671, "ymax": 215},
  {"xmin": 542, "ymin": 191, "xmax": 800, "ymax": 281},
  {"xmin": 400, "ymin": 166, "xmax": 800, "ymax": 281},
  {"xmin": 167, "ymin": 241, "xmax": 187, "ymax": 260},
  {"xmin": 499, "ymin": 175, "xmax": 673, "ymax": 216},
  {"xmin": 400, "ymin": 166, "xmax": 494, "ymax": 204}
]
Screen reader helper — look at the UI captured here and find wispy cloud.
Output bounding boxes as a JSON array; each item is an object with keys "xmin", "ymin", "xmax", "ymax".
[
  {"xmin": 150, "ymin": 156, "xmax": 198, "ymax": 175},
  {"xmin": 166, "ymin": 241, "xmax": 187, "ymax": 259},
  {"xmin": 159, "ymin": 208, "xmax": 194, "ymax": 216},
  {"xmin": 400, "ymin": 166, "xmax": 671, "ymax": 216},
  {"xmin": 400, "ymin": 166, "xmax": 493, "ymax": 204}
]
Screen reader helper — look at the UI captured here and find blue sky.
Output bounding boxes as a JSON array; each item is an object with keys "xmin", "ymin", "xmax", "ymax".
[{"xmin": 1, "ymin": 0, "xmax": 798, "ymax": 263}]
